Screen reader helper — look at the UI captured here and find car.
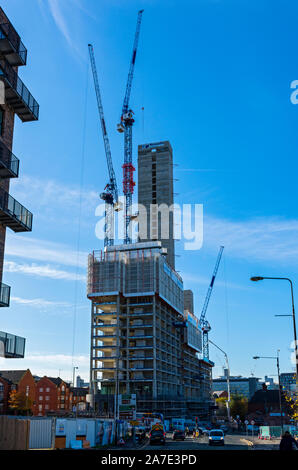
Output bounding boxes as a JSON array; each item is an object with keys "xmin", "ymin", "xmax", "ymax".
[
  {"xmin": 220, "ymin": 424, "xmax": 229, "ymax": 434},
  {"xmin": 172, "ymin": 429, "xmax": 185, "ymax": 440},
  {"xmin": 202, "ymin": 428, "xmax": 210, "ymax": 436},
  {"xmin": 209, "ymin": 429, "xmax": 225, "ymax": 446},
  {"xmin": 149, "ymin": 429, "xmax": 166, "ymax": 445}
]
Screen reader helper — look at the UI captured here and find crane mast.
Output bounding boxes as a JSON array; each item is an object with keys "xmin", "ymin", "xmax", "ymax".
[
  {"xmin": 117, "ymin": 10, "xmax": 144, "ymax": 244},
  {"xmin": 88, "ymin": 44, "xmax": 119, "ymax": 246},
  {"xmin": 199, "ymin": 246, "xmax": 224, "ymax": 360}
]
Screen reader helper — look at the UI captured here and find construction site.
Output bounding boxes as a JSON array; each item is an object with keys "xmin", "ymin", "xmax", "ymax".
[{"xmin": 87, "ymin": 11, "xmax": 220, "ymax": 420}]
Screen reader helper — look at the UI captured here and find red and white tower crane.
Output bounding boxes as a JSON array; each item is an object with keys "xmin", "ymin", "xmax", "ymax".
[{"xmin": 117, "ymin": 9, "xmax": 144, "ymax": 244}]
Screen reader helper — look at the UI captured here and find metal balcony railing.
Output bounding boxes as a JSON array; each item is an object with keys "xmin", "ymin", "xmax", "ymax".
[
  {"xmin": 0, "ymin": 59, "xmax": 39, "ymax": 121},
  {"xmin": 0, "ymin": 331, "xmax": 25, "ymax": 358},
  {"xmin": 0, "ymin": 187, "xmax": 32, "ymax": 232},
  {"xmin": 0, "ymin": 22, "xmax": 27, "ymax": 65},
  {"xmin": 0, "ymin": 140, "xmax": 19, "ymax": 178},
  {"xmin": 0, "ymin": 282, "xmax": 10, "ymax": 307}
]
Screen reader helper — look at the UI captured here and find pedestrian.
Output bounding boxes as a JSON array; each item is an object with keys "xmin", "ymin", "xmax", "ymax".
[{"xmin": 279, "ymin": 431, "xmax": 298, "ymax": 451}]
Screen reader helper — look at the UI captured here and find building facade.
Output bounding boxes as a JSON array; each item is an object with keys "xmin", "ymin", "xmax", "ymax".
[
  {"xmin": 138, "ymin": 141, "xmax": 175, "ymax": 269},
  {"xmin": 87, "ymin": 241, "xmax": 212, "ymax": 418},
  {"xmin": 213, "ymin": 375, "xmax": 262, "ymax": 400},
  {"xmin": 280, "ymin": 372, "xmax": 296, "ymax": 394},
  {"xmin": 0, "ymin": 369, "xmax": 36, "ymax": 413},
  {"xmin": 0, "ymin": 7, "xmax": 39, "ymax": 358}
]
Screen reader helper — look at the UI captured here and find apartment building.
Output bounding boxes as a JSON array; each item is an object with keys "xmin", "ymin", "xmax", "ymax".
[
  {"xmin": 0, "ymin": 7, "xmax": 39, "ymax": 358},
  {"xmin": 87, "ymin": 241, "xmax": 212, "ymax": 418},
  {"xmin": 0, "ymin": 369, "xmax": 36, "ymax": 414}
]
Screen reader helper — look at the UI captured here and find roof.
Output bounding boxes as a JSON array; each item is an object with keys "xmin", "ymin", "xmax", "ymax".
[
  {"xmin": 70, "ymin": 387, "xmax": 88, "ymax": 397},
  {"xmin": 249, "ymin": 389, "xmax": 281, "ymax": 404},
  {"xmin": 0, "ymin": 370, "xmax": 28, "ymax": 385},
  {"xmin": 47, "ymin": 377, "xmax": 71, "ymax": 387}
]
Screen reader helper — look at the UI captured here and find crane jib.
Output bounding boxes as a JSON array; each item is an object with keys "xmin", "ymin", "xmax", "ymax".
[
  {"xmin": 101, "ymin": 118, "xmax": 107, "ymax": 136},
  {"xmin": 132, "ymin": 50, "xmax": 136, "ymax": 64}
]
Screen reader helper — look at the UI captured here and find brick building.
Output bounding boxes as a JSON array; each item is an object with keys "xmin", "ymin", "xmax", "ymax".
[
  {"xmin": 48, "ymin": 378, "xmax": 72, "ymax": 414},
  {"xmin": 0, "ymin": 7, "xmax": 39, "ymax": 357},
  {"xmin": 34, "ymin": 376, "xmax": 58, "ymax": 416},
  {"xmin": 0, "ymin": 370, "xmax": 89, "ymax": 416},
  {"xmin": 70, "ymin": 387, "xmax": 88, "ymax": 411},
  {"xmin": 0, "ymin": 369, "xmax": 36, "ymax": 414}
]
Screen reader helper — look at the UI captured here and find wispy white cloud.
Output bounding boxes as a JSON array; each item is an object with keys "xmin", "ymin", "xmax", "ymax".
[
  {"xmin": 5, "ymin": 234, "xmax": 88, "ymax": 269},
  {"xmin": 12, "ymin": 175, "xmax": 98, "ymax": 220},
  {"xmin": 181, "ymin": 272, "xmax": 247, "ymax": 291},
  {"xmin": 4, "ymin": 261, "xmax": 86, "ymax": 282},
  {"xmin": 37, "ymin": 0, "xmax": 89, "ymax": 61},
  {"xmin": 11, "ymin": 296, "xmax": 73, "ymax": 308},
  {"xmin": 0, "ymin": 353, "xmax": 89, "ymax": 382},
  {"xmin": 203, "ymin": 216, "xmax": 298, "ymax": 264}
]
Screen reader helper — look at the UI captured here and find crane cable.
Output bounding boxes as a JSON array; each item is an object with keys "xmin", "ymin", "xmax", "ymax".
[
  {"xmin": 223, "ymin": 252, "xmax": 230, "ymax": 353},
  {"xmin": 71, "ymin": 57, "xmax": 90, "ymax": 381}
]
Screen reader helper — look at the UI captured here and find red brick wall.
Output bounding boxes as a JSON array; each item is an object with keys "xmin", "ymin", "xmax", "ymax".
[
  {"xmin": 0, "ymin": 7, "xmax": 19, "ymax": 282},
  {"xmin": 0, "ymin": 376, "xmax": 11, "ymax": 414},
  {"xmin": 34, "ymin": 377, "xmax": 58, "ymax": 416},
  {"xmin": 57, "ymin": 382, "xmax": 72, "ymax": 412},
  {"xmin": 17, "ymin": 370, "xmax": 36, "ymax": 413}
]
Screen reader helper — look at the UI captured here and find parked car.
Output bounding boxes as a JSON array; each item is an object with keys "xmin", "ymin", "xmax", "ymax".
[
  {"xmin": 220, "ymin": 424, "xmax": 229, "ymax": 434},
  {"xmin": 149, "ymin": 429, "xmax": 166, "ymax": 445},
  {"xmin": 209, "ymin": 429, "xmax": 225, "ymax": 446},
  {"xmin": 172, "ymin": 429, "xmax": 185, "ymax": 440},
  {"xmin": 202, "ymin": 428, "xmax": 210, "ymax": 436}
]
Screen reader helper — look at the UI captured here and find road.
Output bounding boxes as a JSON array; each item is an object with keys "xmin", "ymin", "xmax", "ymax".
[{"xmin": 141, "ymin": 433, "xmax": 277, "ymax": 450}]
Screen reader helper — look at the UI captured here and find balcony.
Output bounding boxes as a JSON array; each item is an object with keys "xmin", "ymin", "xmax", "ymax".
[
  {"xmin": 0, "ymin": 59, "xmax": 39, "ymax": 121},
  {"xmin": 0, "ymin": 331, "xmax": 25, "ymax": 358},
  {"xmin": 0, "ymin": 282, "xmax": 10, "ymax": 307},
  {"xmin": 0, "ymin": 22, "xmax": 27, "ymax": 66},
  {"xmin": 0, "ymin": 140, "xmax": 19, "ymax": 178},
  {"xmin": 0, "ymin": 187, "xmax": 32, "ymax": 232}
]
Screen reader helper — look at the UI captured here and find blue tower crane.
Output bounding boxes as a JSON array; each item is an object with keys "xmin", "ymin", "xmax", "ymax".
[
  {"xmin": 88, "ymin": 44, "xmax": 120, "ymax": 247},
  {"xmin": 199, "ymin": 246, "xmax": 224, "ymax": 360}
]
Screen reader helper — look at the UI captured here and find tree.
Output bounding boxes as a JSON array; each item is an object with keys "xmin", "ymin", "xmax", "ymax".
[
  {"xmin": 283, "ymin": 392, "xmax": 298, "ymax": 422},
  {"xmin": 230, "ymin": 394, "xmax": 248, "ymax": 421},
  {"xmin": 215, "ymin": 396, "xmax": 229, "ymax": 417},
  {"xmin": 8, "ymin": 390, "xmax": 33, "ymax": 415}
]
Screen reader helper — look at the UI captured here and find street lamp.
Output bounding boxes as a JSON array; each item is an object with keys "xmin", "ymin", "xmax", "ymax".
[
  {"xmin": 250, "ymin": 276, "xmax": 298, "ymax": 394},
  {"xmin": 73, "ymin": 366, "xmax": 78, "ymax": 388},
  {"xmin": 253, "ymin": 351, "xmax": 283, "ymax": 433},
  {"xmin": 208, "ymin": 339, "xmax": 231, "ymax": 422}
]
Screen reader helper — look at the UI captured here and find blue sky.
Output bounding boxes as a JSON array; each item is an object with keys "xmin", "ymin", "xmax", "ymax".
[{"xmin": 0, "ymin": 0, "xmax": 298, "ymax": 383}]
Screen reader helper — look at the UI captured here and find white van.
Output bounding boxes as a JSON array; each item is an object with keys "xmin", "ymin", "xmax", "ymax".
[{"xmin": 209, "ymin": 429, "xmax": 225, "ymax": 446}]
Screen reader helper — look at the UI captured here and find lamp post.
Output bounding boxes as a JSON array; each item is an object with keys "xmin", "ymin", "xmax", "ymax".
[
  {"xmin": 73, "ymin": 366, "xmax": 78, "ymax": 388},
  {"xmin": 253, "ymin": 351, "xmax": 283, "ymax": 434},
  {"xmin": 250, "ymin": 276, "xmax": 298, "ymax": 394},
  {"xmin": 208, "ymin": 339, "xmax": 231, "ymax": 422}
]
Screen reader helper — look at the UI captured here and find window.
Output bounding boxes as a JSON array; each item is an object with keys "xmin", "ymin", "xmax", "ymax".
[
  {"xmin": 45, "ymin": 405, "xmax": 49, "ymax": 410},
  {"xmin": 38, "ymin": 405, "xmax": 42, "ymax": 411},
  {"xmin": 0, "ymin": 384, "xmax": 3, "ymax": 392},
  {"xmin": 46, "ymin": 387, "xmax": 50, "ymax": 392},
  {"xmin": 45, "ymin": 396, "xmax": 49, "ymax": 401},
  {"xmin": 26, "ymin": 386, "xmax": 29, "ymax": 397},
  {"xmin": 39, "ymin": 396, "xmax": 42, "ymax": 401},
  {"xmin": 39, "ymin": 387, "xmax": 43, "ymax": 392}
]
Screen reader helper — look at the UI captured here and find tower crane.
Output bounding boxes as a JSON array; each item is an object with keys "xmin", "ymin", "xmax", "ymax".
[
  {"xmin": 199, "ymin": 246, "xmax": 224, "ymax": 360},
  {"xmin": 117, "ymin": 10, "xmax": 144, "ymax": 244},
  {"xmin": 88, "ymin": 44, "xmax": 120, "ymax": 247}
]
